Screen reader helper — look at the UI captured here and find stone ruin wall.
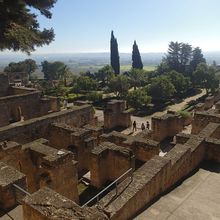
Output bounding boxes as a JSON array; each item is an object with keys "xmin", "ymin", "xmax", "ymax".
[
  {"xmin": 100, "ymin": 131, "xmax": 160, "ymax": 163},
  {"xmin": 0, "ymin": 73, "xmax": 9, "ymax": 96},
  {"xmin": 0, "ymin": 162, "xmax": 27, "ymax": 210},
  {"xmin": 195, "ymin": 90, "xmax": 220, "ymax": 112},
  {"xmin": 22, "ymin": 187, "xmax": 108, "ymax": 220},
  {"xmin": 99, "ymin": 121, "xmax": 220, "ymax": 220},
  {"xmin": 90, "ymin": 142, "xmax": 134, "ymax": 188},
  {"xmin": 1, "ymin": 97, "xmax": 220, "ymax": 220},
  {"xmin": 104, "ymin": 100, "xmax": 131, "ymax": 130},
  {"xmin": 0, "ymin": 139, "xmax": 79, "ymax": 204},
  {"xmin": 0, "ymin": 86, "xmax": 60, "ymax": 127},
  {"xmin": 0, "ymin": 105, "xmax": 94, "ymax": 144},
  {"xmin": 0, "ymin": 90, "xmax": 41, "ymax": 124},
  {"xmin": 192, "ymin": 111, "xmax": 220, "ymax": 134},
  {"xmin": 48, "ymin": 123, "xmax": 98, "ymax": 174},
  {"xmin": 151, "ymin": 111, "xmax": 184, "ymax": 142}
]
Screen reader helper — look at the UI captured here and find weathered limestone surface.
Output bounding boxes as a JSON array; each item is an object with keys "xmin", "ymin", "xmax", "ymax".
[
  {"xmin": 100, "ymin": 131, "xmax": 159, "ymax": 162},
  {"xmin": 192, "ymin": 111, "xmax": 220, "ymax": 134},
  {"xmin": 0, "ymin": 162, "xmax": 26, "ymax": 210},
  {"xmin": 0, "ymin": 86, "xmax": 60, "ymax": 127},
  {"xmin": 99, "ymin": 156, "xmax": 171, "ymax": 220},
  {"xmin": 0, "ymin": 73, "xmax": 9, "ymax": 97},
  {"xmin": 0, "ymin": 105, "xmax": 94, "ymax": 144},
  {"xmin": 0, "ymin": 139, "xmax": 79, "ymax": 203},
  {"xmin": 90, "ymin": 142, "xmax": 134, "ymax": 188},
  {"xmin": 49, "ymin": 122, "xmax": 98, "ymax": 173},
  {"xmin": 23, "ymin": 187, "xmax": 108, "ymax": 220},
  {"xmin": 98, "ymin": 120, "xmax": 220, "ymax": 220},
  {"xmin": 216, "ymin": 100, "xmax": 220, "ymax": 111},
  {"xmin": 104, "ymin": 100, "xmax": 131, "ymax": 130},
  {"xmin": 22, "ymin": 140, "xmax": 79, "ymax": 202},
  {"xmin": 151, "ymin": 111, "xmax": 184, "ymax": 142}
]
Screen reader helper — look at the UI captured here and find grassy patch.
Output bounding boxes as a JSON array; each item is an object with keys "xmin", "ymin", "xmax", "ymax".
[{"xmin": 78, "ymin": 182, "xmax": 88, "ymax": 194}]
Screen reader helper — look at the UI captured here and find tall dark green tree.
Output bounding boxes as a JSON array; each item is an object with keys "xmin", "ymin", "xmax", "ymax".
[
  {"xmin": 0, "ymin": 0, "xmax": 56, "ymax": 54},
  {"xmin": 190, "ymin": 47, "xmax": 206, "ymax": 71},
  {"xmin": 132, "ymin": 41, "xmax": 143, "ymax": 69},
  {"xmin": 166, "ymin": 41, "xmax": 192, "ymax": 73},
  {"xmin": 110, "ymin": 31, "xmax": 120, "ymax": 74}
]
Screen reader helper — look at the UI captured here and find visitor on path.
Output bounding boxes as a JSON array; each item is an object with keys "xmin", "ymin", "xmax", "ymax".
[
  {"xmin": 141, "ymin": 123, "xmax": 145, "ymax": 131},
  {"xmin": 146, "ymin": 121, "xmax": 150, "ymax": 130},
  {"xmin": 133, "ymin": 121, "xmax": 137, "ymax": 132}
]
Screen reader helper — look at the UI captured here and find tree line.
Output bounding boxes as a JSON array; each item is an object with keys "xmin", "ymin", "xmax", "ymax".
[{"xmin": 3, "ymin": 39, "xmax": 219, "ymax": 111}]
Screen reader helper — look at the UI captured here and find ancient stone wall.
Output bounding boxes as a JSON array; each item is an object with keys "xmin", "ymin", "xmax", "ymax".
[
  {"xmin": 90, "ymin": 142, "xmax": 134, "ymax": 188},
  {"xmin": 23, "ymin": 187, "xmax": 108, "ymax": 220},
  {"xmin": 104, "ymin": 100, "xmax": 131, "ymax": 130},
  {"xmin": 0, "ymin": 73, "xmax": 9, "ymax": 96},
  {"xmin": 100, "ymin": 131, "xmax": 159, "ymax": 162},
  {"xmin": 205, "ymin": 138, "xmax": 220, "ymax": 163},
  {"xmin": 0, "ymin": 139, "xmax": 79, "ymax": 203},
  {"xmin": 192, "ymin": 111, "xmax": 220, "ymax": 134},
  {"xmin": 216, "ymin": 100, "xmax": 220, "ymax": 111},
  {"xmin": 48, "ymin": 123, "xmax": 97, "ymax": 174},
  {"xmin": 151, "ymin": 111, "xmax": 184, "ymax": 142},
  {"xmin": 204, "ymin": 96, "xmax": 214, "ymax": 110},
  {"xmin": 0, "ymin": 90, "xmax": 41, "ymax": 124},
  {"xmin": 0, "ymin": 162, "xmax": 26, "ymax": 210},
  {"xmin": 0, "ymin": 87, "xmax": 60, "ymax": 127},
  {"xmin": 98, "ymin": 121, "xmax": 220, "ymax": 220},
  {"xmin": 0, "ymin": 105, "xmax": 94, "ymax": 144}
]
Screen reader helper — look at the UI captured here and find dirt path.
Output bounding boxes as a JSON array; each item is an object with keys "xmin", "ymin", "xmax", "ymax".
[{"xmin": 95, "ymin": 89, "xmax": 206, "ymax": 135}]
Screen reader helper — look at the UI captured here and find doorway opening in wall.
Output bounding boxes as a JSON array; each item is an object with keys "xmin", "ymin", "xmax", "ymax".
[{"xmin": 9, "ymin": 106, "xmax": 23, "ymax": 123}]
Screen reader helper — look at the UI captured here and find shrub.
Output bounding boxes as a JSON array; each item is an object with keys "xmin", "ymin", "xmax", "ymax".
[{"xmin": 86, "ymin": 92, "xmax": 103, "ymax": 103}]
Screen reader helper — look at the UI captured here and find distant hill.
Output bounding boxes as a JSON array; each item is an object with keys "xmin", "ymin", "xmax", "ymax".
[{"xmin": 0, "ymin": 51, "xmax": 220, "ymax": 74}]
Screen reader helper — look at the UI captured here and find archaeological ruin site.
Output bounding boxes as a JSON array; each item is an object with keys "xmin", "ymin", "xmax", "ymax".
[{"xmin": 0, "ymin": 72, "xmax": 220, "ymax": 220}]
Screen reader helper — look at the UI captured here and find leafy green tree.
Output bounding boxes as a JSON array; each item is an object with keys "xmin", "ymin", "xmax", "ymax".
[
  {"xmin": 74, "ymin": 76, "xmax": 98, "ymax": 92},
  {"xmin": 23, "ymin": 59, "xmax": 38, "ymax": 77},
  {"xmin": 147, "ymin": 76, "xmax": 176, "ymax": 101},
  {"xmin": 128, "ymin": 68, "xmax": 145, "ymax": 90},
  {"xmin": 94, "ymin": 65, "xmax": 114, "ymax": 87},
  {"xmin": 41, "ymin": 61, "xmax": 66, "ymax": 81},
  {"xmin": 193, "ymin": 63, "xmax": 219, "ymax": 93},
  {"xmin": 164, "ymin": 41, "xmax": 192, "ymax": 74},
  {"xmin": 108, "ymin": 75, "xmax": 129, "ymax": 97},
  {"xmin": 132, "ymin": 41, "xmax": 143, "ymax": 69},
  {"xmin": 58, "ymin": 65, "xmax": 72, "ymax": 86},
  {"xmin": 156, "ymin": 59, "xmax": 170, "ymax": 75},
  {"xmin": 0, "ymin": 0, "xmax": 56, "ymax": 54},
  {"xmin": 4, "ymin": 59, "xmax": 37, "ymax": 77},
  {"xmin": 110, "ymin": 31, "xmax": 120, "ymax": 74},
  {"xmin": 190, "ymin": 47, "xmax": 206, "ymax": 71},
  {"xmin": 166, "ymin": 71, "xmax": 192, "ymax": 96},
  {"xmin": 126, "ymin": 89, "xmax": 151, "ymax": 110},
  {"xmin": 86, "ymin": 92, "xmax": 103, "ymax": 102},
  {"xmin": 166, "ymin": 41, "xmax": 181, "ymax": 72}
]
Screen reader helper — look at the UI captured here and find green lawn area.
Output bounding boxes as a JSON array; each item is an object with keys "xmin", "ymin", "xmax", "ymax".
[{"xmin": 120, "ymin": 65, "xmax": 156, "ymax": 72}]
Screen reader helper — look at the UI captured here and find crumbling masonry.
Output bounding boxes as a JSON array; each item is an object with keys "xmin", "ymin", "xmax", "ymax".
[{"xmin": 0, "ymin": 84, "xmax": 220, "ymax": 220}]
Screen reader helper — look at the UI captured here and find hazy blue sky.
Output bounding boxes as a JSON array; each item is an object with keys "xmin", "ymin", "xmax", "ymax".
[{"xmin": 26, "ymin": 0, "xmax": 220, "ymax": 53}]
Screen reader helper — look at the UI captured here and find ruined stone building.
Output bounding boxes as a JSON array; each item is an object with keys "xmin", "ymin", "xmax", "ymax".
[{"xmin": 0, "ymin": 81, "xmax": 220, "ymax": 220}]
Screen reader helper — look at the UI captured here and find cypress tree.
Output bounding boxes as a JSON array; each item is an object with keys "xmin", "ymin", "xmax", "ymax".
[
  {"xmin": 110, "ymin": 31, "xmax": 120, "ymax": 74},
  {"xmin": 132, "ymin": 41, "xmax": 143, "ymax": 69}
]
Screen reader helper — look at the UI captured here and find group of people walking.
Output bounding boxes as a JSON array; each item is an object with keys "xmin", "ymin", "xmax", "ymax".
[{"xmin": 132, "ymin": 120, "xmax": 150, "ymax": 132}]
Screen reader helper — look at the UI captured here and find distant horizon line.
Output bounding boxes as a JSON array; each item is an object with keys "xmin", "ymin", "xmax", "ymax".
[{"xmin": 2, "ymin": 50, "xmax": 220, "ymax": 56}]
